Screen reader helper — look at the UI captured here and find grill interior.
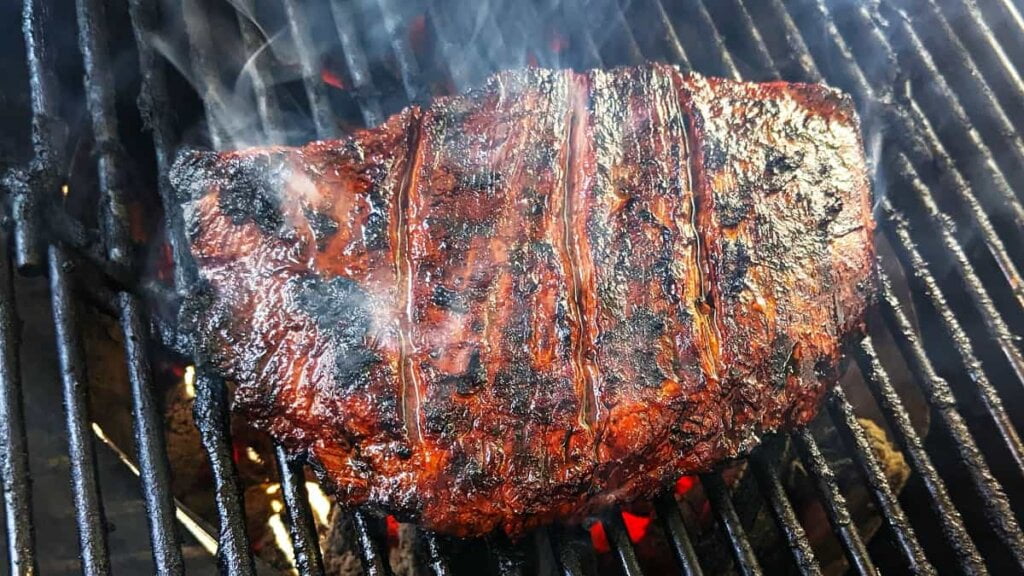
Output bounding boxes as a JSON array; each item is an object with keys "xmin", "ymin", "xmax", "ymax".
[{"xmin": 2, "ymin": 0, "xmax": 1024, "ymax": 574}]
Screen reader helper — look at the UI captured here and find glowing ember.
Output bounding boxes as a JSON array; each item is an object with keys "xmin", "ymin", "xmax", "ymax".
[
  {"xmin": 265, "ymin": 484, "xmax": 296, "ymax": 566},
  {"xmin": 386, "ymin": 514, "xmax": 400, "ymax": 546},
  {"xmin": 548, "ymin": 32, "xmax": 568, "ymax": 54},
  {"xmin": 183, "ymin": 365, "xmax": 196, "ymax": 399},
  {"xmin": 589, "ymin": 511, "xmax": 653, "ymax": 553},
  {"xmin": 305, "ymin": 481, "xmax": 331, "ymax": 527},
  {"xmin": 321, "ymin": 68, "xmax": 345, "ymax": 89},
  {"xmin": 156, "ymin": 242, "xmax": 175, "ymax": 283},
  {"xmin": 61, "ymin": 183, "xmax": 69, "ymax": 197},
  {"xmin": 675, "ymin": 475, "xmax": 697, "ymax": 494},
  {"xmin": 408, "ymin": 14, "xmax": 427, "ymax": 51}
]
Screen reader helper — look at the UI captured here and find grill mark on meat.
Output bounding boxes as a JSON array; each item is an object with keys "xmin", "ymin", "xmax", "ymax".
[
  {"xmin": 679, "ymin": 101, "xmax": 721, "ymax": 382},
  {"xmin": 396, "ymin": 112, "xmax": 425, "ymax": 445},
  {"xmin": 562, "ymin": 77, "xmax": 598, "ymax": 432}
]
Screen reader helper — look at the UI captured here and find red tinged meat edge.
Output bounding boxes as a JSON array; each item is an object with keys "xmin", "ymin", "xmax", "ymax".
[{"xmin": 170, "ymin": 64, "xmax": 875, "ymax": 538}]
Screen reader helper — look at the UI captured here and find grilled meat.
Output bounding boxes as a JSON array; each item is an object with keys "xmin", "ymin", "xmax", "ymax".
[{"xmin": 171, "ymin": 64, "xmax": 874, "ymax": 537}]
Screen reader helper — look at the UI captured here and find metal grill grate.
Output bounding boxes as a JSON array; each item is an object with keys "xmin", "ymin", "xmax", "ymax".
[{"xmin": 2, "ymin": 0, "xmax": 1024, "ymax": 574}]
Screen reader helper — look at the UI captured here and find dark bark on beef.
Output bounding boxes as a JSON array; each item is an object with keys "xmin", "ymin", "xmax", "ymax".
[{"xmin": 174, "ymin": 65, "xmax": 874, "ymax": 537}]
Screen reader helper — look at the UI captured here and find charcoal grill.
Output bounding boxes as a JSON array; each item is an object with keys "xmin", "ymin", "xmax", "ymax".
[{"xmin": 2, "ymin": 0, "xmax": 1024, "ymax": 574}]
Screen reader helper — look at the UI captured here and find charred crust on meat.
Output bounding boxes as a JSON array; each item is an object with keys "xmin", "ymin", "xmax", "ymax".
[
  {"xmin": 718, "ymin": 240, "xmax": 751, "ymax": 299},
  {"xmin": 431, "ymin": 284, "xmax": 468, "ymax": 313},
  {"xmin": 303, "ymin": 207, "xmax": 339, "ymax": 251},
  {"xmin": 764, "ymin": 147, "xmax": 803, "ymax": 177},
  {"xmin": 291, "ymin": 275, "xmax": 381, "ymax": 391},
  {"xmin": 447, "ymin": 449, "xmax": 497, "ymax": 493},
  {"xmin": 211, "ymin": 154, "xmax": 289, "ymax": 235},
  {"xmin": 169, "ymin": 149, "xmax": 219, "ymax": 203},
  {"xmin": 438, "ymin": 348, "xmax": 488, "ymax": 396},
  {"xmin": 455, "ymin": 169, "xmax": 502, "ymax": 194},
  {"xmin": 717, "ymin": 187, "xmax": 753, "ymax": 228},
  {"xmin": 770, "ymin": 334, "xmax": 799, "ymax": 389},
  {"xmin": 702, "ymin": 135, "xmax": 727, "ymax": 172}
]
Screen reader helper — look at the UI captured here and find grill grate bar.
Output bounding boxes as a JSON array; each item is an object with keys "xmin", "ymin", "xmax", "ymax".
[
  {"xmin": 851, "ymin": 339, "xmax": 997, "ymax": 572},
  {"xmin": 895, "ymin": 0, "xmax": 1024, "ymax": 160},
  {"xmin": 875, "ymin": 266, "xmax": 1024, "ymax": 540},
  {"xmin": 75, "ymin": 0, "xmax": 187, "ymax": 570},
  {"xmin": 792, "ymin": 429, "xmax": 878, "ymax": 576},
  {"xmin": 923, "ymin": 0, "xmax": 1024, "ymax": 129},
  {"xmin": 748, "ymin": 450, "xmax": 822, "ymax": 576},
  {"xmin": 8, "ymin": 0, "xmax": 65, "ymax": 272},
  {"xmin": 0, "ymin": 231, "xmax": 36, "ymax": 575},
  {"xmin": 125, "ymin": 0, "xmax": 195, "ymax": 292},
  {"xmin": 741, "ymin": 0, "xmax": 824, "ymax": 83},
  {"xmin": 827, "ymin": 386, "xmax": 942, "ymax": 574},
  {"xmin": 424, "ymin": 532, "xmax": 453, "ymax": 576},
  {"xmin": 839, "ymin": 0, "xmax": 1024, "ymax": 221},
  {"xmin": 550, "ymin": 527, "xmax": 594, "ymax": 576},
  {"xmin": 181, "ymin": 0, "xmax": 233, "ymax": 150},
  {"xmin": 971, "ymin": 0, "xmax": 1024, "ymax": 75},
  {"xmin": 274, "ymin": 447, "xmax": 325, "ymax": 576},
  {"xmin": 283, "ymin": 0, "xmax": 339, "ymax": 140},
  {"xmin": 375, "ymin": 0, "xmax": 427, "ymax": 104},
  {"xmin": 329, "ymin": 2, "xmax": 385, "ymax": 127},
  {"xmin": 654, "ymin": 494, "xmax": 703, "ymax": 576},
  {"xmin": 893, "ymin": 100, "xmax": 1024, "ymax": 307},
  {"xmin": 881, "ymin": 205, "xmax": 1024, "ymax": 472},
  {"xmin": 193, "ymin": 372, "xmax": 256, "ymax": 575},
  {"xmin": 489, "ymin": 535, "xmax": 526, "ymax": 576},
  {"xmin": 700, "ymin": 0, "xmax": 780, "ymax": 80},
  {"xmin": 48, "ymin": 247, "xmax": 112, "ymax": 575},
  {"xmin": 235, "ymin": 0, "xmax": 288, "ymax": 145},
  {"xmin": 882, "ymin": 160, "xmax": 1024, "ymax": 383},
  {"xmin": 352, "ymin": 511, "xmax": 393, "ymax": 576},
  {"xmin": 623, "ymin": 0, "xmax": 691, "ymax": 72},
  {"xmin": 700, "ymin": 473, "xmax": 763, "ymax": 576},
  {"xmin": 602, "ymin": 511, "xmax": 644, "ymax": 576}
]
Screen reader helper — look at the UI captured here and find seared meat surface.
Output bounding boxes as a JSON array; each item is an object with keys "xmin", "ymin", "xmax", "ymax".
[{"xmin": 172, "ymin": 65, "xmax": 874, "ymax": 537}]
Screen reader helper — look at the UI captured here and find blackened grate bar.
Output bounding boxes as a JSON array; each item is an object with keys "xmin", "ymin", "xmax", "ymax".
[
  {"xmin": 0, "ymin": 226, "xmax": 36, "ymax": 575},
  {"xmin": 274, "ymin": 447, "xmax": 326, "ymax": 576},
  {"xmin": 193, "ymin": 372, "xmax": 256, "ymax": 575},
  {"xmin": 748, "ymin": 450, "xmax": 821, "ymax": 576},
  {"xmin": 653, "ymin": 494, "xmax": 703, "ymax": 576},
  {"xmin": 828, "ymin": 385, "xmax": 948, "ymax": 574},
  {"xmin": 74, "ymin": 0, "xmax": 187, "ymax": 570},
  {"xmin": 701, "ymin": 473, "xmax": 762, "ymax": 576},
  {"xmin": 792, "ymin": 430, "xmax": 878, "ymax": 576},
  {"xmin": 48, "ymin": 246, "xmax": 112, "ymax": 575}
]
